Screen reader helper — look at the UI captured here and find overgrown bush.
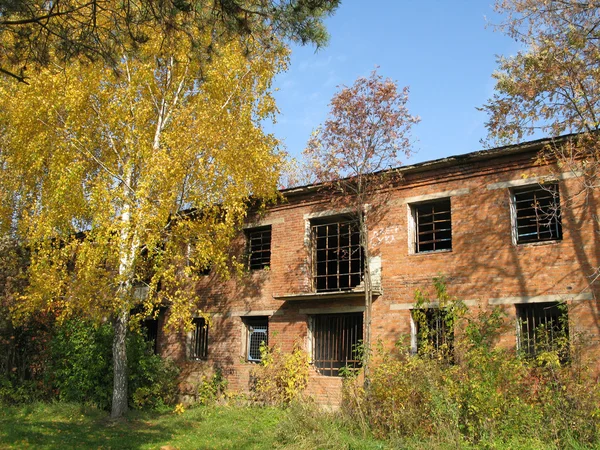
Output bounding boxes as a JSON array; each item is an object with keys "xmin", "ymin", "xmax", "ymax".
[
  {"xmin": 251, "ymin": 343, "xmax": 309, "ymax": 405},
  {"xmin": 343, "ymin": 279, "xmax": 600, "ymax": 448},
  {"xmin": 194, "ymin": 369, "xmax": 229, "ymax": 405},
  {"xmin": 48, "ymin": 318, "xmax": 178, "ymax": 411}
]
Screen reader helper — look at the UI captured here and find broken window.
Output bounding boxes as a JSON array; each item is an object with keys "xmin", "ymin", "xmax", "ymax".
[
  {"xmin": 411, "ymin": 308, "xmax": 454, "ymax": 358},
  {"xmin": 512, "ymin": 184, "xmax": 562, "ymax": 244},
  {"xmin": 516, "ymin": 302, "xmax": 569, "ymax": 360},
  {"xmin": 244, "ymin": 316, "xmax": 268, "ymax": 362},
  {"xmin": 246, "ymin": 226, "xmax": 272, "ymax": 270},
  {"xmin": 142, "ymin": 318, "xmax": 159, "ymax": 355},
  {"xmin": 190, "ymin": 317, "xmax": 208, "ymax": 360},
  {"xmin": 311, "ymin": 217, "xmax": 363, "ymax": 292},
  {"xmin": 411, "ymin": 199, "xmax": 452, "ymax": 253},
  {"xmin": 312, "ymin": 312, "xmax": 363, "ymax": 376}
]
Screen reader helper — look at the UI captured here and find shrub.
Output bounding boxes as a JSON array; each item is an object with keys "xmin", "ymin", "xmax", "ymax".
[
  {"xmin": 48, "ymin": 318, "xmax": 178, "ymax": 410},
  {"xmin": 343, "ymin": 278, "xmax": 600, "ymax": 448},
  {"xmin": 251, "ymin": 343, "xmax": 309, "ymax": 405}
]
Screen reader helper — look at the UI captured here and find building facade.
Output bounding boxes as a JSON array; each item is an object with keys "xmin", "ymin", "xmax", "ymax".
[{"xmin": 156, "ymin": 136, "xmax": 600, "ymax": 405}]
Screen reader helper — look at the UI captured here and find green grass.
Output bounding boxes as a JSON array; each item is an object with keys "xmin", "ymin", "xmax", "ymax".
[{"xmin": 0, "ymin": 402, "xmax": 387, "ymax": 450}]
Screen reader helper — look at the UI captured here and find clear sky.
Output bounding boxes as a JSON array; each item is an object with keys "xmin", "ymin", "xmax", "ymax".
[{"xmin": 265, "ymin": 0, "xmax": 521, "ymax": 166}]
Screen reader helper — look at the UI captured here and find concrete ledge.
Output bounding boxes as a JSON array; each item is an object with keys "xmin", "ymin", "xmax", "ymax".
[
  {"xmin": 390, "ymin": 299, "xmax": 479, "ymax": 310},
  {"xmin": 487, "ymin": 171, "xmax": 579, "ymax": 190},
  {"xmin": 488, "ymin": 293, "xmax": 593, "ymax": 305},
  {"xmin": 398, "ymin": 188, "xmax": 470, "ymax": 205},
  {"xmin": 300, "ymin": 306, "xmax": 365, "ymax": 315},
  {"xmin": 213, "ymin": 310, "xmax": 282, "ymax": 318}
]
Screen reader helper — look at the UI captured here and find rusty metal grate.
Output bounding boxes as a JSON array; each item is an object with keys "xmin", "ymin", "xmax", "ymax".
[
  {"xmin": 247, "ymin": 227, "xmax": 272, "ymax": 270},
  {"xmin": 516, "ymin": 302, "xmax": 568, "ymax": 359},
  {"xmin": 191, "ymin": 317, "xmax": 208, "ymax": 360},
  {"xmin": 414, "ymin": 199, "xmax": 452, "ymax": 253},
  {"xmin": 312, "ymin": 313, "xmax": 363, "ymax": 376},
  {"xmin": 413, "ymin": 308, "xmax": 453, "ymax": 355},
  {"xmin": 513, "ymin": 184, "xmax": 562, "ymax": 244},
  {"xmin": 311, "ymin": 219, "xmax": 363, "ymax": 292}
]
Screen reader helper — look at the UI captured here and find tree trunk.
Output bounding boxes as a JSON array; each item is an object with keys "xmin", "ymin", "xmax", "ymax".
[
  {"xmin": 111, "ymin": 308, "xmax": 129, "ymax": 418},
  {"xmin": 359, "ymin": 213, "xmax": 372, "ymax": 386}
]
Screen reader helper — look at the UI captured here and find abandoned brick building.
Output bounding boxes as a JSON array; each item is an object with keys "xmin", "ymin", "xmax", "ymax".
[{"xmin": 152, "ymin": 135, "xmax": 600, "ymax": 405}]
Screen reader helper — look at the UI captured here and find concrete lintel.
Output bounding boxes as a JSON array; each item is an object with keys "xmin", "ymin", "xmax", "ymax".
[
  {"xmin": 486, "ymin": 171, "xmax": 580, "ymax": 190},
  {"xmin": 303, "ymin": 207, "xmax": 355, "ymax": 220},
  {"xmin": 299, "ymin": 306, "xmax": 365, "ymax": 315},
  {"xmin": 390, "ymin": 299, "xmax": 479, "ymax": 311},
  {"xmin": 243, "ymin": 217, "xmax": 284, "ymax": 229},
  {"xmin": 488, "ymin": 293, "xmax": 593, "ymax": 305},
  {"xmin": 399, "ymin": 188, "xmax": 470, "ymax": 205}
]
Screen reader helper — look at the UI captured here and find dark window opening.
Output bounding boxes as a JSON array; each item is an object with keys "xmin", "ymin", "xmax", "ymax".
[
  {"xmin": 247, "ymin": 227, "xmax": 272, "ymax": 270},
  {"xmin": 142, "ymin": 318, "xmax": 159, "ymax": 355},
  {"xmin": 516, "ymin": 302, "xmax": 569, "ymax": 360},
  {"xmin": 312, "ymin": 312, "xmax": 363, "ymax": 376},
  {"xmin": 414, "ymin": 199, "xmax": 452, "ymax": 253},
  {"xmin": 413, "ymin": 308, "xmax": 453, "ymax": 358},
  {"xmin": 311, "ymin": 218, "xmax": 363, "ymax": 292},
  {"xmin": 190, "ymin": 317, "xmax": 209, "ymax": 360},
  {"xmin": 513, "ymin": 184, "xmax": 562, "ymax": 244},
  {"xmin": 244, "ymin": 316, "xmax": 268, "ymax": 362}
]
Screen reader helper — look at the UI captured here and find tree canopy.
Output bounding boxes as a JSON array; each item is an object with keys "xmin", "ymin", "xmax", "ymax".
[
  {"xmin": 0, "ymin": 26, "xmax": 288, "ymax": 416},
  {"xmin": 0, "ymin": 0, "xmax": 339, "ymax": 82}
]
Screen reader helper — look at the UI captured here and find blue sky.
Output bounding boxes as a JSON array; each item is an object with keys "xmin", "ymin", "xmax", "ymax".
[{"xmin": 265, "ymin": 1, "xmax": 521, "ymax": 166}]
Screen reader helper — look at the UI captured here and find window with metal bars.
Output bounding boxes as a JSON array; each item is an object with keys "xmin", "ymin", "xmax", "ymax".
[
  {"xmin": 516, "ymin": 302, "xmax": 569, "ymax": 360},
  {"xmin": 246, "ymin": 226, "xmax": 272, "ymax": 270},
  {"xmin": 190, "ymin": 317, "xmax": 208, "ymax": 360},
  {"xmin": 411, "ymin": 308, "xmax": 454, "ymax": 358},
  {"xmin": 244, "ymin": 317, "xmax": 268, "ymax": 362},
  {"xmin": 512, "ymin": 184, "xmax": 562, "ymax": 244},
  {"xmin": 311, "ymin": 218, "xmax": 363, "ymax": 292},
  {"xmin": 142, "ymin": 318, "xmax": 159, "ymax": 355},
  {"xmin": 312, "ymin": 313, "xmax": 363, "ymax": 377},
  {"xmin": 412, "ymin": 199, "xmax": 452, "ymax": 253}
]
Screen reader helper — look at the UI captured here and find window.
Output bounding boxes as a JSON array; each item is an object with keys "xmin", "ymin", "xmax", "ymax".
[
  {"xmin": 516, "ymin": 302, "xmax": 569, "ymax": 359},
  {"xmin": 311, "ymin": 217, "xmax": 363, "ymax": 292},
  {"xmin": 246, "ymin": 226, "xmax": 272, "ymax": 270},
  {"xmin": 244, "ymin": 317, "xmax": 268, "ymax": 362},
  {"xmin": 411, "ymin": 199, "xmax": 452, "ymax": 253},
  {"xmin": 190, "ymin": 317, "xmax": 208, "ymax": 360},
  {"xmin": 312, "ymin": 312, "xmax": 363, "ymax": 376},
  {"xmin": 411, "ymin": 308, "xmax": 453, "ymax": 357},
  {"xmin": 142, "ymin": 318, "xmax": 159, "ymax": 355},
  {"xmin": 512, "ymin": 184, "xmax": 562, "ymax": 244}
]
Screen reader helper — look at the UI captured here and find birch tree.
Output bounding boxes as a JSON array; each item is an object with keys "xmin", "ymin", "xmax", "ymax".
[
  {"xmin": 303, "ymin": 70, "xmax": 419, "ymax": 381},
  {"xmin": 0, "ymin": 33, "xmax": 287, "ymax": 417}
]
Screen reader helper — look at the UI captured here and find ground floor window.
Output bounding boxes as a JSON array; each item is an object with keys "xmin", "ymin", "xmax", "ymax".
[
  {"xmin": 411, "ymin": 308, "xmax": 454, "ymax": 357},
  {"xmin": 190, "ymin": 317, "xmax": 208, "ymax": 360},
  {"xmin": 244, "ymin": 316, "xmax": 268, "ymax": 362},
  {"xmin": 312, "ymin": 312, "xmax": 363, "ymax": 376},
  {"xmin": 516, "ymin": 302, "xmax": 569, "ymax": 359}
]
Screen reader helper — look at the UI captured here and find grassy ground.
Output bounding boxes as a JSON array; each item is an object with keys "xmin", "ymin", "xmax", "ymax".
[{"xmin": 0, "ymin": 402, "xmax": 387, "ymax": 450}]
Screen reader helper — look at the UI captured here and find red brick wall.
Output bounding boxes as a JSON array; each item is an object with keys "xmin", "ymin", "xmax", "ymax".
[{"xmin": 160, "ymin": 147, "xmax": 600, "ymax": 405}]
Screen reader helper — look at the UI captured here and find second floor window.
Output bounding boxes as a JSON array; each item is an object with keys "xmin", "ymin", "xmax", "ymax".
[
  {"xmin": 246, "ymin": 226, "xmax": 272, "ymax": 270},
  {"xmin": 512, "ymin": 184, "xmax": 562, "ymax": 244},
  {"xmin": 311, "ymin": 217, "xmax": 363, "ymax": 292},
  {"xmin": 412, "ymin": 199, "xmax": 452, "ymax": 253}
]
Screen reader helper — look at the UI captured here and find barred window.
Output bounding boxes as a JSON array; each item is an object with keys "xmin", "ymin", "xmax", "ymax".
[
  {"xmin": 190, "ymin": 317, "xmax": 208, "ymax": 360},
  {"xmin": 246, "ymin": 227, "xmax": 272, "ymax": 270},
  {"xmin": 516, "ymin": 302, "xmax": 569, "ymax": 359},
  {"xmin": 411, "ymin": 308, "xmax": 453, "ymax": 357},
  {"xmin": 311, "ymin": 217, "xmax": 363, "ymax": 292},
  {"xmin": 512, "ymin": 184, "xmax": 562, "ymax": 244},
  {"xmin": 244, "ymin": 317, "xmax": 268, "ymax": 362},
  {"xmin": 312, "ymin": 313, "xmax": 363, "ymax": 377},
  {"xmin": 412, "ymin": 199, "xmax": 452, "ymax": 253}
]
